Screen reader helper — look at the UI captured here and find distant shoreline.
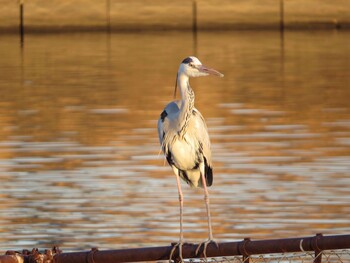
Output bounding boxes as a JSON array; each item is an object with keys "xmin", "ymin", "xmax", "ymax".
[
  {"xmin": 1, "ymin": 22, "xmax": 349, "ymax": 34},
  {"xmin": 2, "ymin": 0, "xmax": 349, "ymax": 34}
]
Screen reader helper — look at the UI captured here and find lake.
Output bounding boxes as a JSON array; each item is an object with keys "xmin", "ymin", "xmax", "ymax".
[{"xmin": 0, "ymin": 30, "xmax": 349, "ymax": 252}]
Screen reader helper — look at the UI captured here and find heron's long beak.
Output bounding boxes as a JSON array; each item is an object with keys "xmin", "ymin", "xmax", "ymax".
[{"xmin": 199, "ymin": 65, "xmax": 224, "ymax": 77}]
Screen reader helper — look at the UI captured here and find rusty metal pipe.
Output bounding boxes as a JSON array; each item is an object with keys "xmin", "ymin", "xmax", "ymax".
[{"xmin": 54, "ymin": 234, "xmax": 350, "ymax": 263}]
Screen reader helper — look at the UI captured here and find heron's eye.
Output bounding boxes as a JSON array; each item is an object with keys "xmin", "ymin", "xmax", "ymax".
[{"xmin": 189, "ymin": 63, "xmax": 194, "ymax": 67}]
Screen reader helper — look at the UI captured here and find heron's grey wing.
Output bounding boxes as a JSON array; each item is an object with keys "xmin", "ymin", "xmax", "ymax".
[
  {"xmin": 191, "ymin": 108, "xmax": 213, "ymax": 186},
  {"xmin": 157, "ymin": 112, "xmax": 166, "ymax": 145},
  {"xmin": 157, "ymin": 101, "xmax": 180, "ymax": 147},
  {"xmin": 192, "ymin": 108, "xmax": 212, "ymax": 165}
]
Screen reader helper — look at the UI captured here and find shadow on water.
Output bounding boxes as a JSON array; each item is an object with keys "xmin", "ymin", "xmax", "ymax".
[{"xmin": 0, "ymin": 30, "xmax": 349, "ymax": 251}]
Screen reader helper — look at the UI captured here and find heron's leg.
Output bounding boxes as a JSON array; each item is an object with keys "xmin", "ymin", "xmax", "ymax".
[
  {"xmin": 202, "ymin": 172, "xmax": 213, "ymax": 240},
  {"xmin": 169, "ymin": 167, "xmax": 184, "ymax": 263},
  {"xmin": 195, "ymin": 163, "xmax": 218, "ymax": 259},
  {"xmin": 176, "ymin": 169, "xmax": 184, "ymax": 243}
]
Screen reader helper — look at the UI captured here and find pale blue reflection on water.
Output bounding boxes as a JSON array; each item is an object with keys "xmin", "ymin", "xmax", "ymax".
[{"xmin": 0, "ymin": 31, "xmax": 349, "ymax": 251}]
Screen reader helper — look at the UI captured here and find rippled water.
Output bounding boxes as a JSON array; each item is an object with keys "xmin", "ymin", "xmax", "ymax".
[{"xmin": 0, "ymin": 31, "xmax": 349, "ymax": 252}]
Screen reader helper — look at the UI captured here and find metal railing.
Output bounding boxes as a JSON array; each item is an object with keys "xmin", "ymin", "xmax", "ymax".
[{"xmin": 52, "ymin": 234, "xmax": 350, "ymax": 263}]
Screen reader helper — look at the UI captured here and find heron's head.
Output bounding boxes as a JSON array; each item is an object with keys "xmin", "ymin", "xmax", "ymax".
[{"xmin": 178, "ymin": 56, "xmax": 224, "ymax": 78}]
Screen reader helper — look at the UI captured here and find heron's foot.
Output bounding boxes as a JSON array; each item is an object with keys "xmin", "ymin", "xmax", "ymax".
[
  {"xmin": 169, "ymin": 242, "xmax": 184, "ymax": 263},
  {"xmin": 195, "ymin": 239, "xmax": 219, "ymax": 260},
  {"xmin": 169, "ymin": 241, "xmax": 194, "ymax": 263}
]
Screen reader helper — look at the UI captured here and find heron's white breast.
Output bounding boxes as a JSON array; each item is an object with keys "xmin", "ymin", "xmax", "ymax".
[{"xmin": 170, "ymin": 136, "xmax": 198, "ymax": 171}]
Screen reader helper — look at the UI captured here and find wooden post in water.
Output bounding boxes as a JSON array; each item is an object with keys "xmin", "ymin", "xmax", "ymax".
[
  {"xmin": 19, "ymin": 0, "xmax": 24, "ymax": 43},
  {"xmin": 279, "ymin": 0, "xmax": 284, "ymax": 31},
  {"xmin": 192, "ymin": 0, "xmax": 198, "ymax": 56},
  {"xmin": 106, "ymin": 0, "xmax": 111, "ymax": 33},
  {"xmin": 192, "ymin": 0, "xmax": 197, "ymax": 33}
]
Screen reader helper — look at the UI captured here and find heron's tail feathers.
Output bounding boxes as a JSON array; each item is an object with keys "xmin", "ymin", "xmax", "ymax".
[
  {"xmin": 201, "ymin": 157, "xmax": 213, "ymax": 187},
  {"xmin": 205, "ymin": 163, "xmax": 213, "ymax": 187},
  {"xmin": 183, "ymin": 158, "xmax": 213, "ymax": 188},
  {"xmin": 174, "ymin": 157, "xmax": 213, "ymax": 188}
]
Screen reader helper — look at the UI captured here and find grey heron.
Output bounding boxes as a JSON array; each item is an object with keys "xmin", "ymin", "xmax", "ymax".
[{"xmin": 157, "ymin": 56, "xmax": 223, "ymax": 261}]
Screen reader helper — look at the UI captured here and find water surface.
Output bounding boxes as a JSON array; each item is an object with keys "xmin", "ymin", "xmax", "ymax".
[{"xmin": 0, "ymin": 31, "xmax": 349, "ymax": 251}]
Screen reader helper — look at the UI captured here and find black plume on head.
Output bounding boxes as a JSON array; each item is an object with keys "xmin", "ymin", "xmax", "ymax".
[{"xmin": 181, "ymin": 57, "xmax": 193, "ymax": 64}]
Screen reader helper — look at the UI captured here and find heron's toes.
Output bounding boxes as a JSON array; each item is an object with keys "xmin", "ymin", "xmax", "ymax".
[
  {"xmin": 195, "ymin": 239, "xmax": 219, "ymax": 260},
  {"xmin": 169, "ymin": 242, "xmax": 184, "ymax": 263}
]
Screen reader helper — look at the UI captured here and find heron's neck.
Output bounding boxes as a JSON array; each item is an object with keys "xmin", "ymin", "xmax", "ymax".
[{"xmin": 177, "ymin": 73, "xmax": 195, "ymax": 135}]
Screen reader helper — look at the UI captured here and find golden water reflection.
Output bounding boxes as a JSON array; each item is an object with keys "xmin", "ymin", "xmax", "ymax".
[{"xmin": 0, "ymin": 31, "xmax": 349, "ymax": 251}]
